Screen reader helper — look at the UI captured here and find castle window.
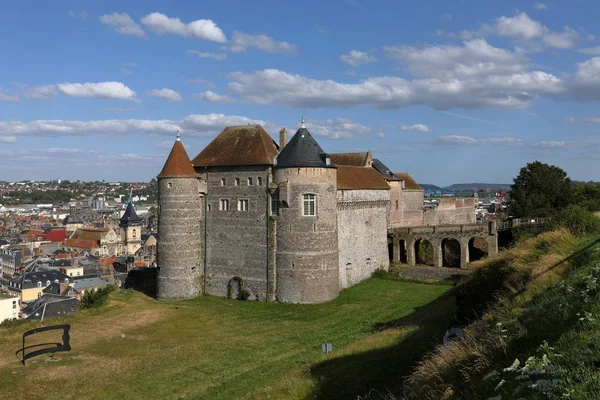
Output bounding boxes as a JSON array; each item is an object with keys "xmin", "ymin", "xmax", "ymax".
[
  {"xmin": 167, "ymin": 182, "xmax": 172, "ymax": 188},
  {"xmin": 302, "ymin": 194, "xmax": 316, "ymax": 216},
  {"xmin": 238, "ymin": 199, "xmax": 249, "ymax": 211},
  {"xmin": 219, "ymin": 199, "xmax": 230, "ymax": 211},
  {"xmin": 271, "ymin": 190, "xmax": 279, "ymax": 216},
  {"xmin": 207, "ymin": 204, "xmax": 211, "ymax": 212},
  {"xmin": 133, "ymin": 229, "xmax": 137, "ymax": 238},
  {"xmin": 221, "ymin": 178, "xmax": 226, "ymax": 186},
  {"xmin": 396, "ymin": 200, "xmax": 399, "ymax": 210},
  {"xmin": 257, "ymin": 177, "xmax": 263, "ymax": 186},
  {"xmin": 235, "ymin": 178, "xmax": 240, "ymax": 186},
  {"xmin": 247, "ymin": 177, "xmax": 253, "ymax": 186}
]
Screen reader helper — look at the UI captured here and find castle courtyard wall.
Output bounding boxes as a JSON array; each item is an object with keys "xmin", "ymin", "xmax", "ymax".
[{"xmin": 337, "ymin": 189, "xmax": 389, "ymax": 289}]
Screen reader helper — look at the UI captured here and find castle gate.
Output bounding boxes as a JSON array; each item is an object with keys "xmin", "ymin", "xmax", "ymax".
[{"xmin": 388, "ymin": 221, "xmax": 498, "ymax": 269}]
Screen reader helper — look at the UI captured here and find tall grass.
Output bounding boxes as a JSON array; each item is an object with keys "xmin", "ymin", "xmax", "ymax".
[{"xmin": 396, "ymin": 229, "xmax": 583, "ymax": 399}]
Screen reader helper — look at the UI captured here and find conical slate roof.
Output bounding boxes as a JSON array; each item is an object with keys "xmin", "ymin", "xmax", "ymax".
[
  {"xmin": 120, "ymin": 202, "xmax": 143, "ymax": 227},
  {"xmin": 158, "ymin": 138, "xmax": 199, "ymax": 179},
  {"xmin": 275, "ymin": 127, "xmax": 334, "ymax": 168}
]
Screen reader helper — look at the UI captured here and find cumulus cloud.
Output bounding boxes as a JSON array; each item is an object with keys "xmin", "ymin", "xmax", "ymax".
[
  {"xmin": 99, "ymin": 13, "xmax": 146, "ymax": 38},
  {"xmin": 226, "ymin": 31, "xmax": 296, "ymax": 54},
  {"xmin": 0, "ymin": 113, "xmax": 273, "ymax": 138},
  {"xmin": 147, "ymin": 88, "xmax": 182, "ymax": 102},
  {"xmin": 340, "ymin": 50, "xmax": 377, "ymax": 67},
  {"xmin": 571, "ymin": 57, "xmax": 600, "ymax": 100},
  {"xmin": 304, "ymin": 117, "xmax": 374, "ymax": 139},
  {"xmin": 225, "ymin": 67, "xmax": 563, "ymax": 110},
  {"xmin": 397, "ymin": 124, "xmax": 432, "ymax": 132},
  {"xmin": 187, "ymin": 50, "xmax": 227, "ymax": 60},
  {"xmin": 57, "ymin": 81, "xmax": 139, "ymax": 101},
  {"xmin": 0, "ymin": 136, "xmax": 17, "ymax": 143},
  {"xmin": 22, "ymin": 85, "xmax": 58, "ymax": 100},
  {"xmin": 195, "ymin": 90, "xmax": 237, "ymax": 103},
  {"xmin": 580, "ymin": 46, "xmax": 600, "ymax": 55},
  {"xmin": 0, "ymin": 89, "xmax": 19, "ymax": 102},
  {"xmin": 533, "ymin": 3, "xmax": 548, "ymax": 10},
  {"xmin": 140, "ymin": 12, "xmax": 226, "ymax": 43},
  {"xmin": 67, "ymin": 10, "xmax": 88, "ymax": 20}
]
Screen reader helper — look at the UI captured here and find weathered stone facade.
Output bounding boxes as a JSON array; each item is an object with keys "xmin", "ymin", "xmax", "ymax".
[
  {"xmin": 337, "ymin": 189, "xmax": 389, "ymax": 288},
  {"xmin": 274, "ymin": 167, "xmax": 339, "ymax": 304}
]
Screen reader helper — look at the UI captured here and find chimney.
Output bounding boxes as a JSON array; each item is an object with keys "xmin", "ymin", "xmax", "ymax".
[{"xmin": 279, "ymin": 127, "xmax": 287, "ymax": 149}]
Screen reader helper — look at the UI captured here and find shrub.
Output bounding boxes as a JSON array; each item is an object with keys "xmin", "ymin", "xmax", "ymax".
[
  {"xmin": 237, "ymin": 289, "xmax": 250, "ymax": 301},
  {"xmin": 550, "ymin": 205, "xmax": 600, "ymax": 236},
  {"xmin": 79, "ymin": 285, "xmax": 115, "ymax": 309},
  {"xmin": 0, "ymin": 318, "xmax": 29, "ymax": 329}
]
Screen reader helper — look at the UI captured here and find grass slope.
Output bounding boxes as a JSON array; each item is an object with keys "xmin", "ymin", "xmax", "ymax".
[{"xmin": 0, "ymin": 278, "xmax": 451, "ymax": 400}]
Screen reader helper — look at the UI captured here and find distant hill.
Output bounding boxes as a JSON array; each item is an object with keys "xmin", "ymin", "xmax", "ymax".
[{"xmin": 419, "ymin": 183, "xmax": 511, "ymax": 192}]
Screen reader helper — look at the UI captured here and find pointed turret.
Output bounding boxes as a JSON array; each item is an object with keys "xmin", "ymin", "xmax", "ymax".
[
  {"xmin": 276, "ymin": 124, "xmax": 335, "ymax": 168},
  {"xmin": 119, "ymin": 201, "xmax": 142, "ymax": 228},
  {"xmin": 158, "ymin": 135, "xmax": 200, "ymax": 179}
]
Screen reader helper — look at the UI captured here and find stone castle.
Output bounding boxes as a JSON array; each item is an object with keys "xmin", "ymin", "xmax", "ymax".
[{"xmin": 157, "ymin": 121, "xmax": 476, "ymax": 303}]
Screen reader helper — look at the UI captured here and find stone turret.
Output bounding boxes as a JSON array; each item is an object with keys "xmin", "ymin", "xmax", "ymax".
[
  {"xmin": 273, "ymin": 119, "xmax": 339, "ymax": 303},
  {"xmin": 156, "ymin": 134, "xmax": 205, "ymax": 300}
]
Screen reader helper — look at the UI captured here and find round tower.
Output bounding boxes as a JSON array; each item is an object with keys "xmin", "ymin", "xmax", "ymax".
[
  {"xmin": 273, "ymin": 119, "xmax": 339, "ymax": 303},
  {"xmin": 156, "ymin": 133, "xmax": 205, "ymax": 300}
]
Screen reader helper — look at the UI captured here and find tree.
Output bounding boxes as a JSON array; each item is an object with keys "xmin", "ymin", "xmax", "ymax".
[{"xmin": 508, "ymin": 161, "xmax": 574, "ymax": 218}]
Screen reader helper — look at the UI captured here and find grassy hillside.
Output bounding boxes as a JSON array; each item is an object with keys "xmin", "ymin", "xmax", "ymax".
[
  {"xmin": 0, "ymin": 278, "xmax": 452, "ymax": 400},
  {"xmin": 385, "ymin": 229, "xmax": 600, "ymax": 399}
]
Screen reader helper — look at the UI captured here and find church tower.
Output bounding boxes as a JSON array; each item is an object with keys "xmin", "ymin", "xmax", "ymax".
[
  {"xmin": 156, "ymin": 133, "xmax": 205, "ymax": 300},
  {"xmin": 273, "ymin": 118, "xmax": 339, "ymax": 303},
  {"xmin": 119, "ymin": 200, "xmax": 143, "ymax": 255}
]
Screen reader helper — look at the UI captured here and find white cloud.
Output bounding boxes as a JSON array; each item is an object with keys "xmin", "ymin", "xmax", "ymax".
[
  {"xmin": 99, "ymin": 13, "xmax": 146, "ymax": 38},
  {"xmin": 140, "ymin": 12, "xmax": 227, "ymax": 43},
  {"xmin": 22, "ymin": 85, "xmax": 58, "ymax": 100},
  {"xmin": 436, "ymin": 135, "xmax": 523, "ymax": 146},
  {"xmin": 314, "ymin": 25, "xmax": 331, "ymax": 34},
  {"xmin": 397, "ymin": 124, "xmax": 432, "ymax": 133},
  {"xmin": 0, "ymin": 89, "xmax": 19, "ymax": 102},
  {"xmin": 436, "ymin": 135, "xmax": 478, "ymax": 145},
  {"xmin": 195, "ymin": 90, "xmax": 237, "ymax": 103},
  {"xmin": 0, "ymin": 136, "xmax": 17, "ymax": 143},
  {"xmin": 571, "ymin": 57, "xmax": 600, "ymax": 100},
  {"xmin": 57, "ymin": 81, "xmax": 139, "ymax": 101},
  {"xmin": 533, "ymin": 3, "xmax": 548, "ymax": 10},
  {"xmin": 225, "ymin": 67, "xmax": 563, "ymax": 110},
  {"xmin": 187, "ymin": 50, "xmax": 228, "ymax": 60},
  {"xmin": 440, "ymin": 14, "xmax": 453, "ymax": 22},
  {"xmin": 532, "ymin": 141, "xmax": 574, "ymax": 148},
  {"xmin": 300, "ymin": 117, "xmax": 373, "ymax": 139},
  {"xmin": 0, "ymin": 113, "xmax": 273, "ymax": 138},
  {"xmin": 147, "ymin": 88, "xmax": 183, "ymax": 102},
  {"xmin": 226, "ymin": 31, "xmax": 296, "ymax": 54},
  {"xmin": 340, "ymin": 50, "xmax": 377, "ymax": 67},
  {"xmin": 580, "ymin": 46, "xmax": 600, "ymax": 55},
  {"xmin": 67, "ymin": 10, "xmax": 88, "ymax": 20}
]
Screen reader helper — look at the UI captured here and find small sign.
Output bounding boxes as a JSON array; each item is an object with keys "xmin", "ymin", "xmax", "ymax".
[{"xmin": 322, "ymin": 343, "xmax": 333, "ymax": 357}]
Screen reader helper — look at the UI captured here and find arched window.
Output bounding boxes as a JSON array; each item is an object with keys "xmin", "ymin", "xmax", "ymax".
[{"xmin": 302, "ymin": 194, "xmax": 316, "ymax": 216}]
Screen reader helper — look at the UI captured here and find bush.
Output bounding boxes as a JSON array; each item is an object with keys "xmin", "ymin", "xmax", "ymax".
[
  {"xmin": 551, "ymin": 205, "xmax": 600, "ymax": 236},
  {"xmin": 79, "ymin": 285, "xmax": 115, "ymax": 309},
  {"xmin": 237, "ymin": 289, "xmax": 250, "ymax": 301},
  {"xmin": 0, "ymin": 318, "xmax": 29, "ymax": 329}
]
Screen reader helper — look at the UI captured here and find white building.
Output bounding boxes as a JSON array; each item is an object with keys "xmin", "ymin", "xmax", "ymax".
[{"xmin": 0, "ymin": 294, "xmax": 19, "ymax": 323}]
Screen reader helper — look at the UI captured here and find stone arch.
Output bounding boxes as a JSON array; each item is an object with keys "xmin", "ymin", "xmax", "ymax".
[
  {"xmin": 227, "ymin": 277, "xmax": 244, "ymax": 299},
  {"xmin": 442, "ymin": 238, "xmax": 461, "ymax": 268},
  {"xmin": 398, "ymin": 240, "xmax": 407, "ymax": 263},
  {"xmin": 469, "ymin": 236, "xmax": 489, "ymax": 262},
  {"xmin": 415, "ymin": 239, "xmax": 434, "ymax": 266}
]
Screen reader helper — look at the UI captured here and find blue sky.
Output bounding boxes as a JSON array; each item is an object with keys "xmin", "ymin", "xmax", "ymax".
[{"xmin": 1, "ymin": 0, "xmax": 600, "ymax": 185}]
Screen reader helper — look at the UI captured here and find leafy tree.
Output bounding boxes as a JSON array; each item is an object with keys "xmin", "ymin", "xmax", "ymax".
[
  {"xmin": 550, "ymin": 204, "xmax": 600, "ymax": 236},
  {"xmin": 508, "ymin": 161, "xmax": 574, "ymax": 218}
]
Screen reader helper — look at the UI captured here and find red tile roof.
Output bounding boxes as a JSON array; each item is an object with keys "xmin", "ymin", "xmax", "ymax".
[
  {"xmin": 395, "ymin": 172, "xmax": 423, "ymax": 190},
  {"xmin": 330, "ymin": 152, "xmax": 372, "ymax": 167},
  {"xmin": 192, "ymin": 125, "xmax": 278, "ymax": 167},
  {"xmin": 63, "ymin": 239, "xmax": 99, "ymax": 249},
  {"xmin": 337, "ymin": 166, "xmax": 390, "ymax": 190},
  {"xmin": 158, "ymin": 139, "xmax": 200, "ymax": 179}
]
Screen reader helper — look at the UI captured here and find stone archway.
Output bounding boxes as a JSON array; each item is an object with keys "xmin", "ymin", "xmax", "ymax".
[
  {"xmin": 469, "ymin": 236, "xmax": 489, "ymax": 262},
  {"xmin": 442, "ymin": 238, "xmax": 461, "ymax": 268},
  {"xmin": 227, "ymin": 277, "xmax": 243, "ymax": 299},
  {"xmin": 415, "ymin": 239, "xmax": 434, "ymax": 266}
]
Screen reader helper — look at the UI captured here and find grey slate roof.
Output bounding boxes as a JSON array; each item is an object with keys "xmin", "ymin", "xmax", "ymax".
[
  {"xmin": 276, "ymin": 128, "xmax": 335, "ymax": 168},
  {"xmin": 372, "ymin": 158, "xmax": 402, "ymax": 181},
  {"xmin": 63, "ymin": 214, "xmax": 83, "ymax": 225},
  {"xmin": 21, "ymin": 294, "xmax": 78, "ymax": 320},
  {"xmin": 72, "ymin": 277, "xmax": 108, "ymax": 290},
  {"xmin": 119, "ymin": 202, "xmax": 143, "ymax": 227},
  {"xmin": 10, "ymin": 270, "xmax": 72, "ymax": 290}
]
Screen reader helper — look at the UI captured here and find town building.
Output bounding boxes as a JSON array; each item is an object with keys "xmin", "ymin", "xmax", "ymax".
[{"xmin": 0, "ymin": 293, "xmax": 19, "ymax": 323}]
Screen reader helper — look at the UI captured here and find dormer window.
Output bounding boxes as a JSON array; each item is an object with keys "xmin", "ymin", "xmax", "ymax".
[
  {"xmin": 37, "ymin": 281, "xmax": 42, "ymax": 288},
  {"xmin": 46, "ymin": 280, "xmax": 51, "ymax": 286}
]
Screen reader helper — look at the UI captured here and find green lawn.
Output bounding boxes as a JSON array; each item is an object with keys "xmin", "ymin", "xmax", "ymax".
[{"xmin": 0, "ymin": 278, "xmax": 453, "ymax": 400}]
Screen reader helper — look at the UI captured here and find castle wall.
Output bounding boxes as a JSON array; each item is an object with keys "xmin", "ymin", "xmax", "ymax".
[
  {"xmin": 337, "ymin": 190, "xmax": 389, "ymax": 289},
  {"xmin": 402, "ymin": 189, "xmax": 425, "ymax": 226},
  {"xmin": 274, "ymin": 167, "xmax": 339, "ymax": 304},
  {"xmin": 423, "ymin": 197, "xmax": 477, "ymax": 226},
  {"xmin": 200, "ymin": 165, "xmax": 271, "ymax": 300},
  {"xmin": 388, "ymin": 181, "xmax": 403, "ymax": 226},
  {"xmin": 157, "ymin": 177, "xmax": 203, "ymax": 300}
]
